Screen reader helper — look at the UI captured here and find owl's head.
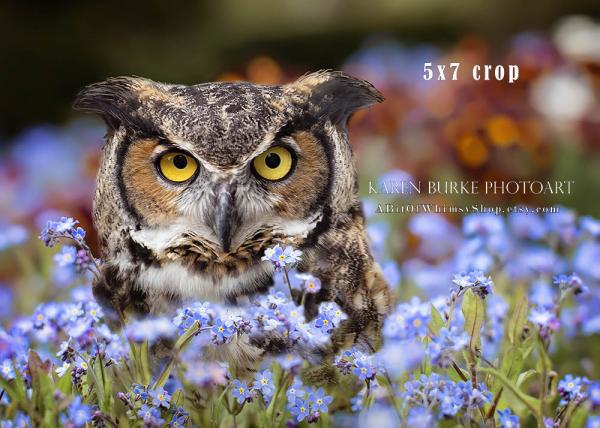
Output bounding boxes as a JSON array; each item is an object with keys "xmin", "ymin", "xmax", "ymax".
[{"xmin": 75, "ymin": 71, "xmax": 382, "ymax": 285}]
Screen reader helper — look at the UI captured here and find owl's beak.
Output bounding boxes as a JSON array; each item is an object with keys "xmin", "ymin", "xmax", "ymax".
[{"xmin": 212, "ymin": 182, "xmax": 237, "ymax": 253}]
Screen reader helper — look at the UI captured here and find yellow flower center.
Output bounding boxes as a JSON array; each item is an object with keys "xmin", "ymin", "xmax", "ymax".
[
  {"xmin": 413, "ymin": 319, "xmax": 422, "ymax": 328},
  {"xmin": 239, "ymin": 387, "xmax": 245, "ymax": 393},
  {"xmin": 568, "ymin": 382, "xmax": 574, "ymax": 388},
  {"xmin": 279, "ymin": 254, "xmax": 286, "ymax": 261},
  {"xmin": 219, "ymin": 326, "xmax": 224, "ymax": 332}
]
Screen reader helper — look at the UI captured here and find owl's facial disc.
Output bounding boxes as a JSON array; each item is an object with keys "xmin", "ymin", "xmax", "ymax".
[{"xmin": 123, "ymin": 130, "xmax": 331, "ymax": 277}]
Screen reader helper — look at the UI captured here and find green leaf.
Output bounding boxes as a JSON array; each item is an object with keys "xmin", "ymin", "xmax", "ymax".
[
  {"xmin": 479, "ymin": 367, "xmax": 541, "ymax": 421},
  {"xmin": 461, "ymin": 289, "xmax": 484, "ymax": 353},
  {"xmin": 28, "ymin": 350, "xmax": 57, "ymax": 426},
  {"xmin": 140, "ymin": 340, "xmax": 151, "ymax": 385},
  {"xmin": 516, "ymin": 370, "xmax": 537, "ymax": 389},
  {"xmin": 493, "ymin": 347, "xmax": 523, "ymax": 394},
  {"xmin": 535, "ymin": 342, "xmax": 552, "ymax": 375},
  {"xmin": 508, "ymin": 295, "xmax": 529, "ymax": 346},
  {"xmin": 429, "ymin": 304, "xmax": 444, "ymax": 335},
  {"xmin": 54, "ymin": 366, "xmax": 72, "ymax": 396},
  {"xmin": 521, "ymin": 334, "xmax": 536, "ymax": 359},
  {"xmin": 569, "ymin": 404, "xmax": 589, "ymax": 428}
]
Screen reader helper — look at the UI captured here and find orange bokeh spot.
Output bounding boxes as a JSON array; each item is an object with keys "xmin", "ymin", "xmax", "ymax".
[
  {"xmin": 246, "ymin": 56, "xmax": 282, "ymax": 85},
  {"xmin": 486, "ymin": 115, "xmax": 520, "ymax": 147},
  {"xmin": 456, "ymin": 134, "xmax": 488, "ymax": 168}
]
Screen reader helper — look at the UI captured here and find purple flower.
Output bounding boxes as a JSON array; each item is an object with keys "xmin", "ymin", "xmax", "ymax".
[
  {"xmin": 170, "ymin": 414, "xmax": 187, "ymax": 427},
  {"xmin": 262, "ymin": 245, "xmax": 302, "ymax": 269},
  {"xmin": 286, "ymin": 378, "xmax": 306, "ymax": 404},
  {"xmin": 509, "ymin": 212, "xmax": 547, "ymax": 240},
  {"xmin": 40, "ymin": 217, "xmax": 79, "ymax": 247},
  {"xmin": 463, "ymin": 213, "xmax": 505, "ymax": 237},
  {"xmin": 308, "ymin": 387, "xmax": 333, "ymax": 413},
  {"xmin": 290, "ymin": 398, "xmax": 310, "ymax": 422},
  {"xmin": 457, "ymin": 381, "xmax": 492, "ymax": 408},
  {"xmin": 296, "ymin": 273, "xmax": 321, "ymax": 294},
  {"xmin": 71, "ymin": 227, "xmax": 86, "ymax": 242},
  {"xmin": 0, "ymin": 360, "xmax": 14, "ymax": 380},
  {"xmin": 54, "ymin": 246, "xmax": 78, "ymax": 267},
  {"xmin": 553, "ymin": 273, "xmax": 588, "ymax": 296},
  {"xmin": 427, "ymin": 327, "xmax": 469, "ymax": 367},
  {"xmin": 452, "ymin": 270, "xmax": 493, "ymax": 298},
  {"xmin": 137, "ymin": 404, "xmax": 164, "ymax": 426},
  {"xmin": 586, "ymin": 415, "xmax": 600, "ymax": 428},
  {"xmin": 437, "ymin": 384, "xmax": 464, "ymax": 416},
  {"xmin": 1, "ymin": 411, "xmax": 30, "ymax": 427},
  {"xmin": 530, "ymin": 281, "xmax": 556, "ymax": 309},
  {"xmin": 149, "ymin": 386, "xmax": 171, "ymax": 408},
  {"xmin": 581, "ymin": 216, "xmax": 600, "ymax": 238},
  {"xmin": 353, "ymin": 358, "xmax": 377, "ymax": 382},
  {"xmin": 173, "ymin": 302, "xmax": 213, "ymax": 335},
  {"xmin": 588, "ymin": 381, "xmax": 600, "ymax": 407},
  {"xmin": 231, "ymin": 379, "xmax": 252, "ymax": 404},
  {"xmin": 253, "ymin": 370, "xmax": 274, "ymax": 402},
  {"xmin": 314, "ymin": 314, "xmax": 334, "ymax": 334},
  {"xmin": 186, "ymin": 362, "xmax": 228, "ymax": 388},
  {"xmin": 529, "ymin": 308, "xmax": 560, "ymax": 338},
  {"xmin": 211, "ymin": 318, "xmax": 235, "ymax": 344},
  {"xmin": 558, "ymin": 374, "xmax": 588, "ymax": 405},
  {"xmin": 383, "ymin": 297, "xmax": 430, "ymax": 341},
  {"xmin": 0, "ymin": 223, "xmax": 28, "ymax": 251},
  {"xmin": 498, "ymin": 409, "xmax": 520, "ymax": 428},
  {"xmin": 126, "ymin": 317, "xmax": 176, "ymax": 343},
  {"xmin": 62, "ymin": 396, "xmax": 91, "ymax": 428},
  {"xmin": 406, "ymin": 407, "xmax": 434, "ymax": 428},
  {"xmin": 378, "ymin": 339, "xmax": 424, "ymax": 377}
]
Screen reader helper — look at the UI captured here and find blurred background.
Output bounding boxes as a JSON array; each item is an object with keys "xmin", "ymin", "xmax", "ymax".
[{"xmin": 1, "ymin": 1, "xmax": 600, "ymax": 314}]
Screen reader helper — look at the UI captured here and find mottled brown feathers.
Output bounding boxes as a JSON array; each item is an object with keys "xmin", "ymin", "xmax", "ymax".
[{"xmin": 78, "ymin": 70, "xmax": 391, "ymax": 367}]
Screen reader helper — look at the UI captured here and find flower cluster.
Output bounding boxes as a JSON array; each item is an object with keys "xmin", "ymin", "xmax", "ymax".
[
  {"xmin": 286, "ymin": 380, "xmax": 333, "ymax": 423},
  {"xmin": 117, "ymin": 384, "xmax": 189, "ymax": 427},
  {"xmin": 0, "ymin": 202, "xmax": 599, "ymax": 428},
  {"xmin": 402, "ymin": 374, "xmax": 492, "ymax": 418},
  {"xmin": 39, "ymin": 217, "xmax": 85, "ymax": 248}
]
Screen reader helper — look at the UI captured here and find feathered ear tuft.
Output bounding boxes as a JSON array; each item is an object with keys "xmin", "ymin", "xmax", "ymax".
[
  {"xmin": 73, "ymin": 76, "xmax": 149, "ymax": 130},
  {"xmin": 289, "ymin": 70, "xmax": 384, "ymax": 126}
]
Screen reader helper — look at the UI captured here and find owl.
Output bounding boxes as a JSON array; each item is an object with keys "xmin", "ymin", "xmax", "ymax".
[{"xmin": 74, "ymin": 70, "xmax": 392, "ymax": 362}]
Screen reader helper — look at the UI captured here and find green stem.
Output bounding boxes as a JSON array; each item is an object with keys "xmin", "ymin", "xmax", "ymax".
[
  {"xmin": 537, "ymin": 339, "xmax": 548, "ymax": 418},
  {"xmin": 282, "ymin": 268, "xmax": 297, "ymax": 304},
  {"xmin": 152, "ymin": 322, "xmax": 205, "ymax": 389},
  {"xmin": 478, "ymin": 367, "xmax": 543, "ymax": 424}
]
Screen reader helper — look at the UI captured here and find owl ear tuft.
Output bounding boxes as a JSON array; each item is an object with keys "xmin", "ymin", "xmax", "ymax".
[
  {"xmin": 73, "ymin": 76, "xmax": 150, "ymax": 130},
  {"xmin": 290, "ymin": 70, "xmax": 384, "ymax": 126}
]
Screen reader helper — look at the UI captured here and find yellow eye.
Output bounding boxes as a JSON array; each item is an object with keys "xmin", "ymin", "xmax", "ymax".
[
  {"xmin": 158, "ymin": 152, "xmax": 198, "ymax": 183},
  {"xmin": 252, "ymin": 146, "xmax": 294, "ymax": 181}
]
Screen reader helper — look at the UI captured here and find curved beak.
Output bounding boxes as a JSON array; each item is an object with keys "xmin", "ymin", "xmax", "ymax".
[{"xmin": 212, "ymin": 182, "xmax": 238, "ymax": 253}]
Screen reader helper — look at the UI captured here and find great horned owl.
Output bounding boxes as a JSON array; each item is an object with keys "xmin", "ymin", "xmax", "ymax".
[{"xmin": 74, "ymin": 70, "xmax": 392, "ymax": 355}]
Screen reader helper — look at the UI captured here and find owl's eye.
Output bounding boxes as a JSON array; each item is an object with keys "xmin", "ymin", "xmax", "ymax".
[
  {"xmin": 252, "ymin": 146, "xmax": 294, "ymax": 181},
  {"xmin": 158, "ymin": 151, "xmax": 198, "ymax": 183}
]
